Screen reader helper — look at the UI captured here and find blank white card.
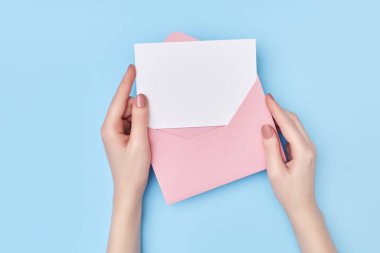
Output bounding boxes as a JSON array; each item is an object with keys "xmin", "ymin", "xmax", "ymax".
[{"xmin": 135, "ymin": 39, "xmax": 257, "ymax": 129}]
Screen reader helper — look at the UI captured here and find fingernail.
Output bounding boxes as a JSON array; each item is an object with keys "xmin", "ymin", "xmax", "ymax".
[
  {"xmin": 136, "ymin": 94, "xmax": 147, "ymax": 108},
  {"xmin": 268, "ymin": 93, "xmax": 275, "ymax": 101},
  {"xmin": 261, "ymin": 125, "xmax": 273, "ymax": 139}
]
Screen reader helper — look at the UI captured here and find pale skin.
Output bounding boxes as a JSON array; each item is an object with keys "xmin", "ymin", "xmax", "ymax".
[{"xmin": 101, "ymin": 65, "xmax": 337, "ymax": 253}]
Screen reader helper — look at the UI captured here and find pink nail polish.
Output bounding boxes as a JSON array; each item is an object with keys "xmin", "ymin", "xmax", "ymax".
[
  {"xmin": 261, "ymin": 125, "xmax": 273, "ymax": 139},
  {"xmin": 136, "ymin": 94, "xmax": 147, "ymax": 108}
]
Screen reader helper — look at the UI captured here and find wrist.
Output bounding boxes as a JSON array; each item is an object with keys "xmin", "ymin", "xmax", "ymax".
[
  {"xmin": 113, "ymin": 184, "xmax": 144, "ymax": 205},
  {"xmin": 286, "ymin": 200, "xmax": 321, "ymax": 223},
  {"xmin": 113, "ymin": 177, "xmax": 146, "ymax": 197}
]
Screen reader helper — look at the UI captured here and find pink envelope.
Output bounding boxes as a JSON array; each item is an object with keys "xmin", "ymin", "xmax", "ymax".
[{"xmin": 148, "ymin": 32, "xmax": 278, "ymax": 204}]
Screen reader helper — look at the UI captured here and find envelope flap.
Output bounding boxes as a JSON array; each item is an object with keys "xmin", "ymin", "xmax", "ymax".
[
  {"xmin": 164, "ymin": 32, "xmax": 198, "ymax": 42},
  {"xmin": 135, "ymin": 35, "xmax": 257, "ymax": 129}
]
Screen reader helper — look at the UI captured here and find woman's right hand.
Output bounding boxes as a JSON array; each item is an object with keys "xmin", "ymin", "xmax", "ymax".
[
  {"xmin": 261, "ymin": 94, "xmax": 317, "ymax": 215},
  {"xmin": 261, "ymin": 94, "xmax": 336, "ymax": 253}
]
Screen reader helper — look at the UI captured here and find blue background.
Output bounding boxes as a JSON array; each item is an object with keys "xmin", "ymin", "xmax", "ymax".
[{"xmin": 1, "ymin": 0, "xmax": 379, "ymax": 252}]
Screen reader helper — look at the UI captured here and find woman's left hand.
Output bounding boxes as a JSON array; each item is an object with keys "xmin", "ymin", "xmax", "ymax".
[{"xmin": 101, "ymin": 64, "xmax": 151, "ymax": 199}]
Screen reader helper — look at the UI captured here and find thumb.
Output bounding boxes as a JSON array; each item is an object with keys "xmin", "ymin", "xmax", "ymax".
[
  {"xmin": 130, "ymin": 94, "xmax": 149, "ymax": 143},
  {"xmin": 261, "ymin": 125, "xmax": 286, "ymax": 176}
]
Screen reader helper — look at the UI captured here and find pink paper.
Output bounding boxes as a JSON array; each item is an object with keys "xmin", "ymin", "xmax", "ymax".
[{"xmin": 147, "ymin": 32, "xmax": 278, "ymax": 204}]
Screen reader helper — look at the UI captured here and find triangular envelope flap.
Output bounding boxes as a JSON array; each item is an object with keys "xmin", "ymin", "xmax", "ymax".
[
  {"xmin": 135, "ymin": 36, "xmax": 257, "ymax": 129},
  {"xmin": 164, "ymin": 32, "xmax": 197, "ymax": 42}
]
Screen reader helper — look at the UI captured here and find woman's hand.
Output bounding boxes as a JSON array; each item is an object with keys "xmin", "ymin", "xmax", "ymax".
[
  {"xmin": 101, "ymin": 64, "xmax": 151, "ymax": 199},
  {"xmin": 101, "ymin": 65, "xmax": 150, "ymax": 253},
  {"xmin": 261, "ymin": 94, "xmax": 317, "ymax": 215},
  {"xmin": 261, "ymin": 94, "xmax": 336, "ymax": 253}
]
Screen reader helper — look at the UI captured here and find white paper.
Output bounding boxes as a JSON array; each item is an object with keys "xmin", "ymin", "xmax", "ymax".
[{"xmin": 135, "ymin": 39, "xmax": 257, "ymax": 129}]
